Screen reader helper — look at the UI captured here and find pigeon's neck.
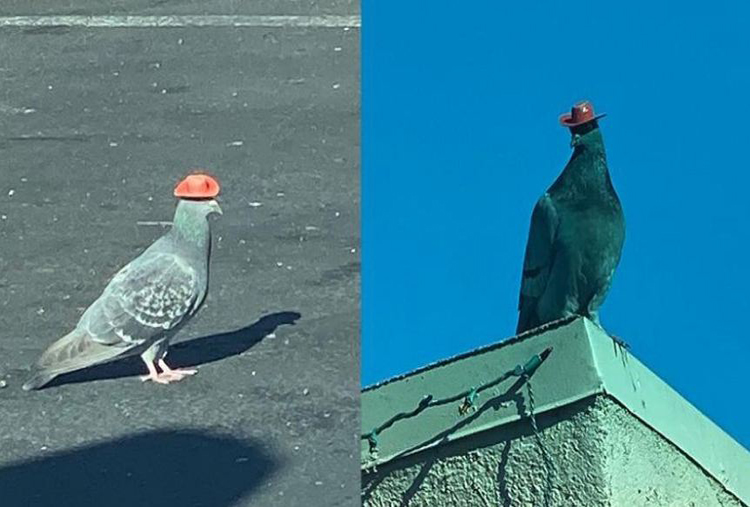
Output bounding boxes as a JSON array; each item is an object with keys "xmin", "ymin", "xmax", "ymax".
[
  {"xmin": 170, "ymin": 203, "xmax": 211, "ymax": 253},
  {"xmin": 551, "ymin": 129, "xmax": 615, "ymax": 199}
]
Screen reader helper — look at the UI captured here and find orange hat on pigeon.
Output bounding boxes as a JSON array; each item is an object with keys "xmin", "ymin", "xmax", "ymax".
[
  {"xmin": 559, "ymin": 100, "xmax": 606, "ymax": 128},
  {"xmin": 174, "ymin": 172, "xmax": 220, "ymax": 199}
]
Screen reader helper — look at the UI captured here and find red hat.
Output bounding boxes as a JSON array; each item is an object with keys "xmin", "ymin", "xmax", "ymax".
[
  {"xmin": 174, "ymin": 172, "xmax": 220, "ymax": 199},
  {"xmin": 559, "ymin": 100, "xmax": 606, "ymax": 128}
]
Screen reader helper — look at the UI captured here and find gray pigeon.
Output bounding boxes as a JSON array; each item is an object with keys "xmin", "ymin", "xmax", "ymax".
[
  {"xmin": 516, "ymin": 101, "xmax": 625, "ymax": 334},
  {"xmin": 23, "ymin": 174, "xmax": 222, "ymax": 390}
]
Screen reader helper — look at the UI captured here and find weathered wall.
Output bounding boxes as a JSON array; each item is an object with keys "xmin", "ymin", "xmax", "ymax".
[
  {"xmin": 603, "ymin": 398, "xmax": 741, "ymax": 507},
  {"xmin": 362, "ymin": 395, "xmax": 744, "ymax": 507}
]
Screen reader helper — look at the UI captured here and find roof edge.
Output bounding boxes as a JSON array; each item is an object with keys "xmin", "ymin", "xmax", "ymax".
[{"xmin": 362, "ymin": 316, "xmax": 579, "ymax": 392}]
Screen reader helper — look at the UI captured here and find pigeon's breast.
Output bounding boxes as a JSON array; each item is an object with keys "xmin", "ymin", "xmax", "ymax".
[{"xmin": 558, "ymin": 202, "xmax": 625, "ymax": 289}]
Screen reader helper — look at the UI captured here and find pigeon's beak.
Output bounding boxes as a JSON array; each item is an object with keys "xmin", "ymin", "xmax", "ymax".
[{"xmin": 209, "ymin": 199, "xmax": 223, "ymax": 216}]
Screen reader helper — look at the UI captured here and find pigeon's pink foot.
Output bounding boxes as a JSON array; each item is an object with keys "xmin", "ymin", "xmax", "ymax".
[
  {"xmin": 140, "ymin": 361, "xmax": 173, "ymax": 384},
  {"xmin": 157, "ymin": 359, "xmax": 197, "ymax": 381}
]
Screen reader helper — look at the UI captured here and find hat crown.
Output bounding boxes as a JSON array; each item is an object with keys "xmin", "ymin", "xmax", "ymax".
[
  {"xmin": 174, "ymin": 173, "xmax": 221, "ymax": 199},
  {"xmin": 570, "ymin": 101, "xmax": 595, "ymax": 123}
]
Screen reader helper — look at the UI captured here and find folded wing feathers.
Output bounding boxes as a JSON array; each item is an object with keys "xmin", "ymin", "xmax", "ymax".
[{"xmin": 85, "ymin": 252, "xmax": 199, "ymax": 344}]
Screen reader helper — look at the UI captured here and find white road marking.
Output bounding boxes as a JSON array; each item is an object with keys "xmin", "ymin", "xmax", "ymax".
[{"xmin": 0, "ymin": 15, "xmax": 361, "ymax": 28}]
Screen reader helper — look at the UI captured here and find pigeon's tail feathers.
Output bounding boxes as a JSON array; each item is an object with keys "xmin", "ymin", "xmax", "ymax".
[
  {"xmin": 516, "ymin": 295, "xmax": 538, "ymax": 335},
  {"xmin": 22, "ymin": 370, "xmax": 60, "ymax": 392},
  {"xmin": 516, "ymin": 311, "xmax": 534, "ymax": 335},
  {"xmin": 23, "ymin": 328, "xmax": 124, "ymax": 391}
]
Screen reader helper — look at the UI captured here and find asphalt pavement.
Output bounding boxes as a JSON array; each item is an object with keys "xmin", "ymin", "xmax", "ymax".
[{"xmin": 0, "ymin": 3, "xmax": 360, "ymax": 506}]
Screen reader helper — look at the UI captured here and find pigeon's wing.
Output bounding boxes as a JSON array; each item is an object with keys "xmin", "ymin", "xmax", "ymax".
[
  {"xmin": 85, "ymin": 251, "xmax": 202, "ymax": 344},
  {"xmin": 516, "ymin": 193, "xmax": 560, "ymax": 333},
  {"xmin": 23, "ymin": 252, "xmax": 201, "ymax": 390}
]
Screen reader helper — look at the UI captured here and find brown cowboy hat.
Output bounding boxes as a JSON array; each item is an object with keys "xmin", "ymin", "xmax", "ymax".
[{"xmin": 559, "ymin": 100, "xmax": 606, "ymax": 128}]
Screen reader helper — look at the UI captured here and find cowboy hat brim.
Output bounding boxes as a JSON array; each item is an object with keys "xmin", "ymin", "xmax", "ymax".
[{"xmin": 559, "ymin": 112, "xmax": 607, "ymax": 127}]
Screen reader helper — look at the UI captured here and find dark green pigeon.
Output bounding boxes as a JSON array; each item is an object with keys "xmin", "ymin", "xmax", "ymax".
[{"xmin": 516, "ymin": 101, "xmax": 625, "ymax": 335}]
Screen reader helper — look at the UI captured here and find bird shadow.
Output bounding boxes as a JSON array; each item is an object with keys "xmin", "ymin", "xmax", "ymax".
[
  {"xmin": 0, "ymin": 429, "xmax": 280, "ymax": 507},
  {"xmin": 43, "ymin": 311, "xmax": 302, "ymax": 388}
]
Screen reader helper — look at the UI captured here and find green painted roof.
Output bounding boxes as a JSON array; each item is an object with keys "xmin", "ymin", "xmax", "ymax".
[{"xmin": 361, "ymin": 317, "xmax": 750, "ymax": 503}]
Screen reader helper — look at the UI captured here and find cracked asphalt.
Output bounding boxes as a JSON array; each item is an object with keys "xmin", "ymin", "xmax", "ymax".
[{"xmin": 0, "ymin": 2, "xmax": 360, "ymax": 506}]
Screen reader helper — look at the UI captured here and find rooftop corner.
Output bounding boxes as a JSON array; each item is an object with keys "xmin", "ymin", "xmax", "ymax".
[{"xmin": 362, "ymin": 317, "xmax": 750, "ymax": 506}]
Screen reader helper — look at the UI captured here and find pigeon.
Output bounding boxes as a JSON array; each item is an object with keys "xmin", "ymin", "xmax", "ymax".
[
  {"xmin": 516, "ymin": 101, "xmax": 625, "ymax": 335},
  {"xmin": 23, "ymin": 173, "xmax": 223, "ymax": 390}
]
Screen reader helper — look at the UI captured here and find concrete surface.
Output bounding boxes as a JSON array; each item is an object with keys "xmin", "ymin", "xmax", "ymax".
[
  {"xmin": 361, "ymin": 318, "xmax": 749, "ymax": 506},
  {"xmin": 0, "ymin": 4, "xmax": 360, "ymax": 507},
  {"xmin": 363, "ymin": 396, "xmax": 744, "ymax": 507}
]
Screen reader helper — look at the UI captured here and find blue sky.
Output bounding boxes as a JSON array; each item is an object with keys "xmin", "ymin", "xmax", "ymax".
[{"xmin": 362, "ymin": 2, "xmax": 750, "ymax": 449}]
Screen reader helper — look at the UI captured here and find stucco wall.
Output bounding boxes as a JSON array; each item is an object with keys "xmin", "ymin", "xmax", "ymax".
[{"xmin": 362, "ymin": 395, "xmax": 744, "ymax": 507}]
